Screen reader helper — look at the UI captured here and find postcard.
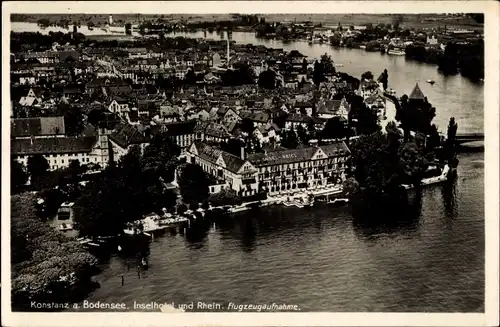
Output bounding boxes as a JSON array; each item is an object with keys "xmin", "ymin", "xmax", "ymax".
[{"xmin": 2, "ymin": 1, "xmax": 499, "ymax": 326}]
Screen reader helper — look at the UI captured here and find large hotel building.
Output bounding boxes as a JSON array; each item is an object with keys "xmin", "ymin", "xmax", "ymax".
[{"xmin": 186, "ymin": 141, "xmax": 351, "ymax": 197}]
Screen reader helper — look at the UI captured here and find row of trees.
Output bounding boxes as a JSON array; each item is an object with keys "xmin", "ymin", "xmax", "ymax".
[
  {"xmin": 406, "ymin": 40, "xmax": 484, "ymax": 81},
  {"xmin": 438, "ymin": 40, "xmax": 484, "ymax": 81},
  {"xmin": 11, "ymin": 32, "xmax": 86, "ymax": 52}
]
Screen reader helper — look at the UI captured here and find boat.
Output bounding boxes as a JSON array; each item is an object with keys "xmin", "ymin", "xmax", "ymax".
[
  {"xmin": 228, "ymin": 206, "xmax": 250, "ymax": 213},
  {"xmin": 58, "ymin": 223, "xmax": 73, "ymax": 231},
  {"xmin": 87, "ymin": 242, "xmax": 100, "ymax": 247},
  {"xmin": 402, "ymin": 165, "xmax": 450, "ymax": 189},
  {"xmin": 387, "ymin": 49, "xmax": 406, "ymax": 56},
  {"xmin": 327, "ymin": 198, "xmax": 350, "ymax": 205},
  {"xmin": 426, "ymin": 79, "xmax": 435, "ymax": 85}
]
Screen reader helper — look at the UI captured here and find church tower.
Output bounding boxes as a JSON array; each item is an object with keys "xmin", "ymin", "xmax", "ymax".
[{"xmin": 108, "ymin": 15, "xmax": 113, "ymax": 25}]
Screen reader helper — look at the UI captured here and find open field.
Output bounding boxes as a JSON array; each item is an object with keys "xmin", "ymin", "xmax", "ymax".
[{"xmin": 11, "ymin": 13, "xmax": 483, "ymax": 31}]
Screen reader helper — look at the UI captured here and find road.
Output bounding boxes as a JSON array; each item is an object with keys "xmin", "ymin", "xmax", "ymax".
[{"xmin": 380, "ymin": 98, "xmax": 397, "ymax": 131}]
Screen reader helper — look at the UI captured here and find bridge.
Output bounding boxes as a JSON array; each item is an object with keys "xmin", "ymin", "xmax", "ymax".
[{"xmin": 455, "ymin": 133, "xmax": 484, "ymax": 144}]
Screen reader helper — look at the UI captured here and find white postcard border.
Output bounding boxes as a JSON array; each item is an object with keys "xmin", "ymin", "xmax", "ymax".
[{"xmin": 2, "ymin": 2, "xmax": 498, "ymax": 327}]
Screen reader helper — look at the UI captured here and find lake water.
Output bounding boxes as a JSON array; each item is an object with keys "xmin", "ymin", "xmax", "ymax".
[
  {"xmin": 81, "ymin": 151, "xmax": 484, "ymax": 312},
  {"xmin": 11, "ymin": 22, "xmax": 484, "ymax": 312}
]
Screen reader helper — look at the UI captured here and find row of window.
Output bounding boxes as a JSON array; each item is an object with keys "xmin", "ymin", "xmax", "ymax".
[
  {"xmin": 258, "ymin": 157, "xmax": 346, "ymax": 173},
  {"xmin": 16, "ymin": 153, "xmax": 93, "ymax": 161}
]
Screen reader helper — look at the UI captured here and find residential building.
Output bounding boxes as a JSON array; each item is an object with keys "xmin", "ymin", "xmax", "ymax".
[
  {"xmin": 108, "ymin": 124, "xmax": 150, "ymax": 163},
  {"xmin": 316, "ymin": 98, "xmax": 350, "ymax": 120},
  {"xmin": 11, "ymin": 136, "xmax": 102, "ymax": 171},
  {"xmin": 153, "ymin": 120, "xmax": 200, "ymax": 152}
]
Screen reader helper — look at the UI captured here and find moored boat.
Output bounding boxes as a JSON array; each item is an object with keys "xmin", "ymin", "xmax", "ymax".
[{"xmin": 387, "ymin": 48, "xmax": 405, "ymax": 56}]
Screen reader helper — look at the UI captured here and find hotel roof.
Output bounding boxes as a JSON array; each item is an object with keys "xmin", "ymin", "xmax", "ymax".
[{"xmin": 247, "ymin": 141, "xmax": 350, "ymax": 167}]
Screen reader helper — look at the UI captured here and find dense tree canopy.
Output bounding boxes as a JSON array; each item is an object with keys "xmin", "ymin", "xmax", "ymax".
[
  {"xmin": 321, "ymin": 117, "xmax": 350, "ymax": 140},
  {"xmin": 178, "ymin": 163, "xmax": 210, "ymax": 205},
  {"xmin": 27, "ymin": 154, "xmax": 49, "ymax": 181},
  {"xmin": 11, "ymin": 158, "xmax": 28, "ymax": 193},
  {"xmin": 281, "ymin": 129, "xmax": 299, "ymax": 149},
  {"xmin": 350, "ymin": 126, "xmax": 431, "ymax": 198},
  {"xmin": 11, "ymin": 194, "xmax": 98, "ymax": 310},
  {"xmin": 258, "ymin": 69, "xmax": 277, "ymax": 89}
]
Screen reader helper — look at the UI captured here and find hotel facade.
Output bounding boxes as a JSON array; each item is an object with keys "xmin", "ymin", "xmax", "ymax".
[{"xmin": 186, "ymin": 141, "xmax": 351, "ymax": 197}]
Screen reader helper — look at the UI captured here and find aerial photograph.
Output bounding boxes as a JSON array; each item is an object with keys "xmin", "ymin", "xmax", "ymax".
[{"xmin": 9, "ymin": 12, "xmax": 485, "ymax": 313}]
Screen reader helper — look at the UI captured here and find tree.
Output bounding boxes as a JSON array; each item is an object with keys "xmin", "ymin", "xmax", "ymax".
[
  {"xmin": 221, "ymin": 138, "xmax": 246, "ymax": 157},
  {"xmin": 296, "ymin": 124, "xmax": 309, "ymax": 144},
  {"xmin": 342, "ymin": 177, "xmax": 360, "ymax": 196},
  {"xmin": 379, "ymin": 69, "xmax": 388, "ymax": 91},
  {"xmin": 87, "ymin": 108, "xmax": 105, "ymax": 127},
  {"xmin": 281, "ymin": 129, "xmax": 299, "ymax": 149},
  {"xmin": 301, "ymin": 58, "xmax": 308, "ymax": 73},
  {"xmin": 361, "ymin": 71, "xmax": 374, "ymax": 81},
  {"xmin": 57, "ymin": 104, "xmax": 84, "ymax": 136},
  {"xmin": 320, "ymin": 53, "xmax": 335, "ymax": 75},
  {"xmin": 27, "ymin": 155, "xmax": 49, "ymax": 181},
  {"xmin": 321, "ymin": 117, "xmax": 349, "ymax": 140},
  {"xmin": 67, "ymin": 159, "xmax": 85, "ymax": 183},
  {"xmin": 74, "ymin": 174, "xmax": 129, "ymax": 237},
  {"xmin": 141, "ymin": 133, "xmax": 181, "ymax": 182},
  {"xmin": 11, "ymin": 158, "xmax": 28, "ymax": 193},
  {"xmin": 257, "ymin": 69, "xmax": 276, "ymax": 89},
  {"xmin": 11, "ymin": 194, "xmax": 98, "ymax": 310},
  {"xmin": 185, "ymin": 68, "xmax": 196, "ymax": 85},
  {"xmin": 208, "ymin": 189, "xmax": 243, "ymax": 206},
  {"xmin": 350, "ymin": 96, "xmax": 381, "ymax": 135},
  {"xmin": 178, "ymin": 164, "xmax": 209, "ymax": 205},
  {"xmin": 399, "ymin": 142, "xmax": 429, "ymax": 188},
  {"xmin": 240, "ymin": 118, "xmax": 255, "ymax": 135},
  {"xmin": 446, "ymin": 117, "xmax": 458, "ymax": 161},
  {"xmin": 313, "ymin": 60, "xmax": 325, "ymax": 85}
]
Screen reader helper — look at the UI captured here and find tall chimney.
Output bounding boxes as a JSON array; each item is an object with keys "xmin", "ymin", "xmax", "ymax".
[
  {"xmin": 240, "ymin": 146, "xmax": 245, "ymax": 160},
  {"xmin": 226, "ymin": 38, "xmax": 230, "ymax": 68}
]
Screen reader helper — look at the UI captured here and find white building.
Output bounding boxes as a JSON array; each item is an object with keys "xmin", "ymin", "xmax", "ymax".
[{"xmin": 11, "ymin": 136, "xmax": 103, "ymax": 171}]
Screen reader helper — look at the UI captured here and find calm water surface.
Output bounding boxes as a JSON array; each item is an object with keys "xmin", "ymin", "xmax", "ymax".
[
  {"xmin": 11, "ymin": 22, "xmax": 484, "ymax": 312},
  {"xmin": 84, "ymin": 152, "xmax": 484, "ymax": 312}
]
